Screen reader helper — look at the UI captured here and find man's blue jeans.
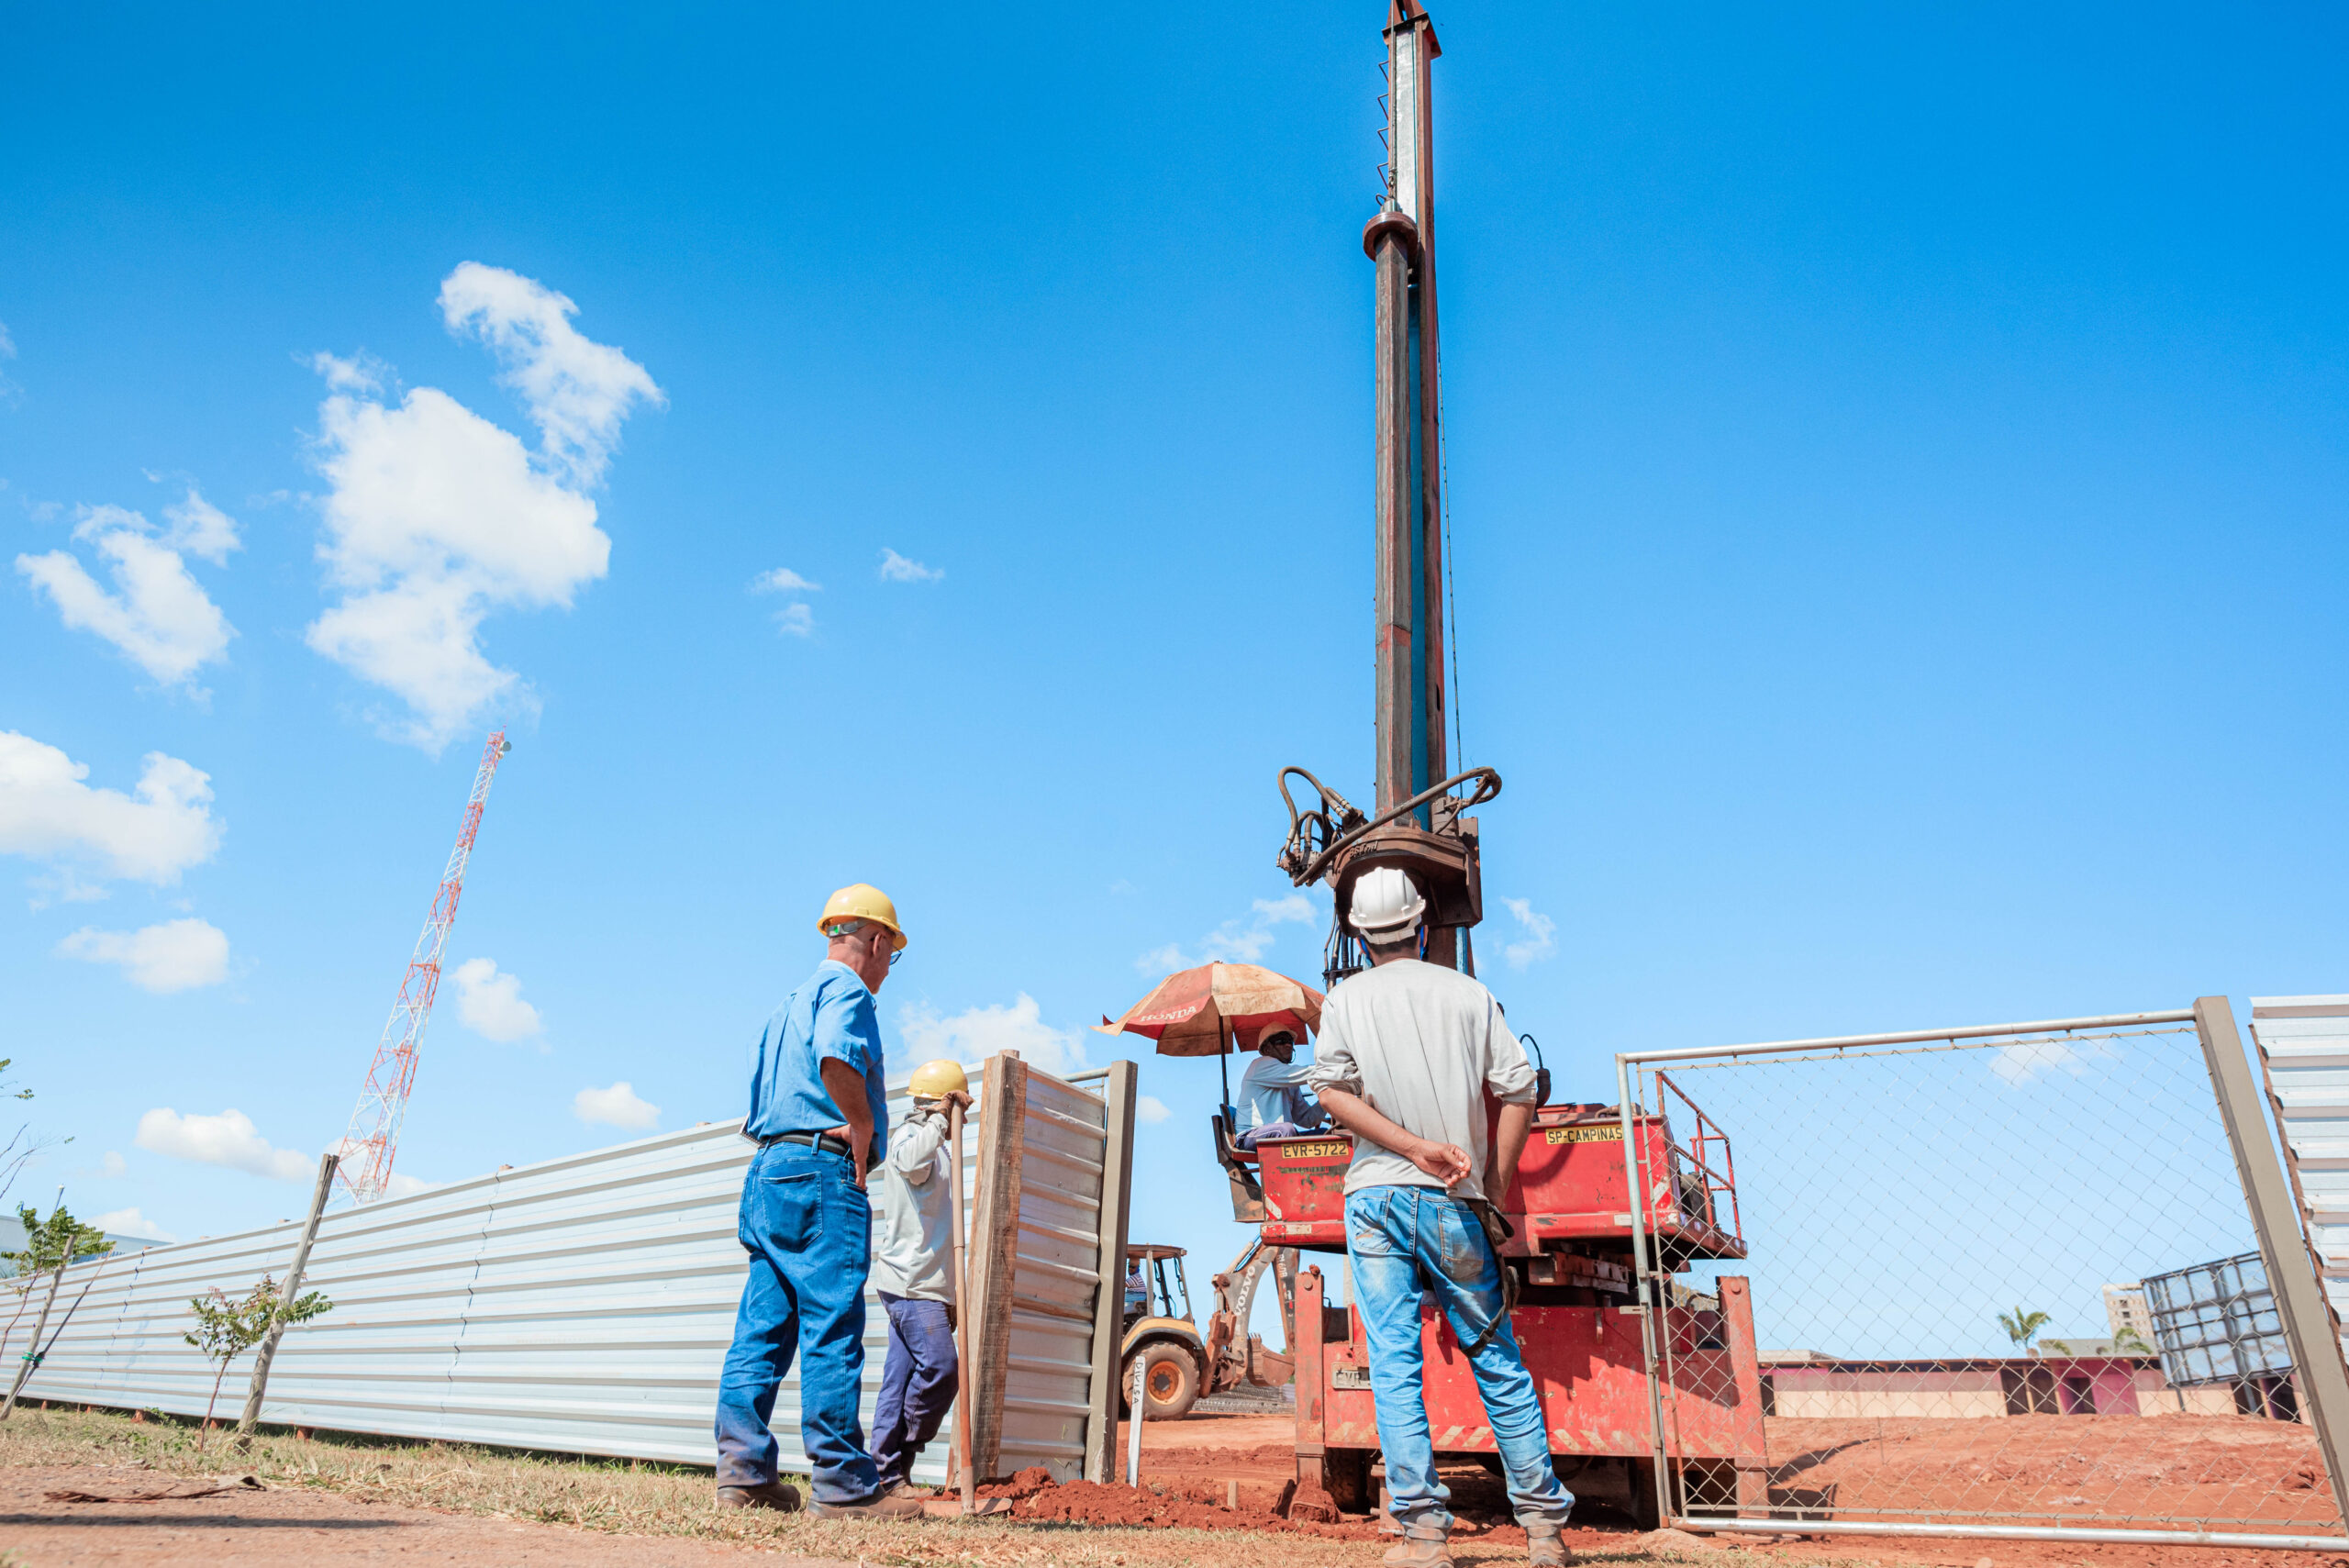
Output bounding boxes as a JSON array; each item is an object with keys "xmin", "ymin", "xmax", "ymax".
[
  {"xmin": 872, "ymin": 1293, "xmax": 959, "ymax": 1488},
  {"xmin": 1344, "ymin": 1184, "xmax": 1575, "ymax": 1533},
  {"xmin": 715, "ymin": 1142, "xmax": 882, "ymax": 1504}
]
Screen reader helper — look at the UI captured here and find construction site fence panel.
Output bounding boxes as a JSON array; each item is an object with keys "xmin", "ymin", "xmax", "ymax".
[
  {"xmin": 1616, "ymin": 1002, "xmax": 2349, "ymax": 1551},
  {"xmin": 4, "ymin": 1055, "xmax": 1130, "ymax": 1487}
]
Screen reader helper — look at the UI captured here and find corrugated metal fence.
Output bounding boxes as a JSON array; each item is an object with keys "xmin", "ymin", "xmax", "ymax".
[
  {"xmin": 2250, "ymin": 994, "xmax": 2349, "ymax": 1362},
  {"xmin": 11, "ymin": 1057, "xmax": 1129, "ymax": 1486}
]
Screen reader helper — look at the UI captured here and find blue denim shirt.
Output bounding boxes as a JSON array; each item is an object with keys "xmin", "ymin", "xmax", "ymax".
[{"xmin": 744, "ymin": 959, "xmax": 888, "ymax": 1163}]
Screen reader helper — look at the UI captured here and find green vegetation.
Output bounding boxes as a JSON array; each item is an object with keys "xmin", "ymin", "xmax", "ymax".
[
  {"xmin": 184, "ymin": 1275, "xmax": 333, "ymax": 1442},
  {"xmin": 1998, "ymin": 1306, "xmax": 2052, "ymax": 1349}
]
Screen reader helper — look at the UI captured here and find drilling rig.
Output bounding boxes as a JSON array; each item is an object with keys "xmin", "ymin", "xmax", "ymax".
[{"xmin": 1226, "ymin": 1, "xmax": 1771, "ymax": 1527}]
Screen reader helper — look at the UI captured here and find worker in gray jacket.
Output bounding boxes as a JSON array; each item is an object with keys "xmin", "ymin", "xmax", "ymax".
[{"xmin": 869, "ymin": 1059, "xmax": 971, "ymax": 1495}]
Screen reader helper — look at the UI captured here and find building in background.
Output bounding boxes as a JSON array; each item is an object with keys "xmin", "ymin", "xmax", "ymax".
[{"xmin": 2105, "ymin": 1283, "xmax": 2153, "ymax": 1345}]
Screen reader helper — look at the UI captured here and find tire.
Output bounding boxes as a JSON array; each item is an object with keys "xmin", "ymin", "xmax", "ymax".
[
  {"xmin": 1319, "ymin": 1448, "xmax": 1373, "ymax": 1514},
  {"xmin": 1121, "ymin": 1342, "xmax": 1202, "ymax": 1420}
]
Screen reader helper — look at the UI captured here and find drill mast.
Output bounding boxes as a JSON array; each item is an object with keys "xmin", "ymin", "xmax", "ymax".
[{"xmin": 1278, "ymin": 0, "xmax": 1498, "ymax": 981}]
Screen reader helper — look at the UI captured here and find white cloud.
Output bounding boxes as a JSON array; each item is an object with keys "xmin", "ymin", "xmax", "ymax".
[
  {"xmin": 1991, "ymin": 1037, "xmax": 2117, "ymax": 1087},
  {"xmin": 752, "ymin": 567, "xmax": 819, "ymax": 594},
  {"xmin": 439, "ymin": 262, "xmax": 663, "ymax": 487},
  {"xmin": 161, "ymin": 489, "xmax": 240, "ymax": 565},
  {"xmin": 57, "ymin": 917, "xmax": 230, "ymax": 993},
  {"xmin": 135, "ymin": 1107, "xmax": 309, "ymax": 1181},
  {"xmin": 1500, "ymin": 896, "xmax": 1556, "ymax": 970},
  {"xmin": 1138, "ymin": 893, "xmax": 1319, "ymax": 973},
  {"xmin": 305, "ymin": 265, "xmax": 661, "ymax": 752},
  {"xmin": 0, "ymin": 732, "xmax": 222, "ymax": 886},
  {"xmin": 1135, "ymin": 1095, "xmax": 1171, "ymax": 1125},
  {"xmin": 99, "ymin": 1151, "xmax": 127, "ymax": 1178},
  {"xmin": 91, "ymin": 1207, "xmax": 175, "ymax": 1243},
  {"xmin": 0, "ymin": 319, "xmax": 18, "ymax": 404},
  {"xmin": 28, "ymin": 868, "xmax": 110, "ymax": 907},
  {"xmin": 310, "ymin": 350, "xmax": 383, "ymax": 395},
  {"xmin": 384, "ymin": 1173, "xmax": 436, "ymax": 1198},
  {"xmin": 897, "ymin": 993, "xmax": 1089, "ymax": 1077},
  {"xmin": 452, "ymin": 956, "xmax": 541, "ymax": 1042},
  {"xmin": 751, "ymin": 567, "xmax": 820, "ymax": 637},
  {"xmin": 575, "ymin": 1081, "xmax": 660, "ymax": 1129},
  {"xmin": 878, "ymin": 548, "xmax": 942, "ymax": 583},
  {"xmin": 17, "ymin": 498, "xmax": 238, "ymax": 690}
]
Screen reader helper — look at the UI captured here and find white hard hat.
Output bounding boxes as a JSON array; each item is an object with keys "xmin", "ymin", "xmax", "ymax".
[{"xmin": 1348, "ymin": 866, "xmax": 1428, "ymax": 939}]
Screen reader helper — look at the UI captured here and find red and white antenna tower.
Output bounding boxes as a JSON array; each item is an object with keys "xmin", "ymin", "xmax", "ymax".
[{"xmin": 336, "ymin": 730, "xmax": 513, "ymax": 1205}]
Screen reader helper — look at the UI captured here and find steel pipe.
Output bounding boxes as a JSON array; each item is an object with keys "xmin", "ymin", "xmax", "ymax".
[
  {"xmin": 1682, "ymin": 1516, "xmax": 2349, "ymax": 1553},
  {"xmin": 1619, "ymin": 1010, "xmax": 2196, "ymax": 1065}
]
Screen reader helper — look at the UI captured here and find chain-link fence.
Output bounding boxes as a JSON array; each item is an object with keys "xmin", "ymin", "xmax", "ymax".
[{"xmin": 1615, "ymin": 1005, "xmax": 2349, "ymax": 1551}]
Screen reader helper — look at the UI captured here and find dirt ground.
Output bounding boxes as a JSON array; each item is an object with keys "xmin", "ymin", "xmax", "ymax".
[
  {"xmin": 5, "ymin": 1405, "xmax": 2348, "ymax": 1568},
  {"xmin": 0, "ymin": 1464, "xmax": 855, "ymax": 1567},
  {"xmin": 1758, "ymin": 1416, "xmax": 2340, "ymax": 1533},
  {"xmin": 1123, "ymin": 1411, "xmax": 2349, "ymax": 1568}
]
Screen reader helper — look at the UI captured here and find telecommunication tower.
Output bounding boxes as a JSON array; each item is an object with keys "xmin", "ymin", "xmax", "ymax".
[{"xmin": 335, "ymin": 730, "xmax": 513, "ymax": 1205}]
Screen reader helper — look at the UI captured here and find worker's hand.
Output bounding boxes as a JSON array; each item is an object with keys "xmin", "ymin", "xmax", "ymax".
[
  {"xmin": 1406, "ymin": 1138, "xmax": 1474, "ymax": 1188},
  {"xmin": 821, "ymin": 1124, "xmax": 868, "ymax": 1190},
  {"xmin": 946, "ymin": 1090, "xmax": 974, "ymax": 1112}
]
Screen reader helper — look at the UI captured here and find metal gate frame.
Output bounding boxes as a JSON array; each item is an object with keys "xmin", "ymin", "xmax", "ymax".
[{"xmin": 1614, "ymin": 997, "xmax": 2349, "ymax": 1552}]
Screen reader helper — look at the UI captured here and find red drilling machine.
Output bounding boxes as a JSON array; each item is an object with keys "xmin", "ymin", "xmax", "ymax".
[{"xmin": 1211, "ymin": 0, "xmax": 1770, "ymax": 1526}]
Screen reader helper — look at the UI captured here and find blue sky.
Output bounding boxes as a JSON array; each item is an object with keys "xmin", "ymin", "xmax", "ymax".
[{"xmin": 3, "ymin": 0, "xmax": 2344, "ymax": 1340}]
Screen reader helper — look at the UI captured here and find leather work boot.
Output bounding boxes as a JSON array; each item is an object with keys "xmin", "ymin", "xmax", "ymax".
[
  {"xmin": 1526, "ymin": 1520, "xmax": 1574, "ymax": 1566},
  {"xmin": 809, "ymin": 1491, "xmax": 931, "ymax": 1519},
  {"xmin": 1382, "ymin": 1524, "xmax": 1453, "ymax": 1567},
  {"xmin": 883, "ymin": 1480, "xmax": 937, "ymax": 1500},
  {"xmin": 715, "ymin": 1481, "xmax": 803, "ymax": 1512}
]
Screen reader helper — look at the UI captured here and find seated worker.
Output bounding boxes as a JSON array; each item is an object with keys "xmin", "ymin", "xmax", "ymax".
[
  {"xmin": 1235, "ymin": 1028, "xmax": 1330, "ymax": 1150},
  {"xmin": 1124, "ymin": 1259, "xmax": 1150, "ymax": 1317},
  {"xmin": 870, "ymin": 1059, "xmax": 974, "ymax": 1497}
]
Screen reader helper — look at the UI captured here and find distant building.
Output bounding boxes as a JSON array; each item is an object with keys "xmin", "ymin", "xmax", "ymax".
[
  {"xmin": 1755, "ymin": 1351, "xmax": 2257, "ymax": 1420},
  {"xmin": 0, "ymin": 1233, "xmax": 161, "ymax": 1280},
  {"xmin": 2040, "ymin": 1338, "xmax": 2118, "ymax": 1358},
  {"xmin": 2105, "ymin": 1283, "xmax": 2152, "ymax": 1343}
]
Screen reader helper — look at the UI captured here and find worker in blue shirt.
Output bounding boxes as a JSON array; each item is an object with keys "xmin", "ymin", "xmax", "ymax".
[
  {"xmin": 1234, "ymin": 1027, "xmax": 1330, "ymax": 1149},
  {"xmin": 715, "ymin": 884, "xmax": 929, "ymax": 1519}
]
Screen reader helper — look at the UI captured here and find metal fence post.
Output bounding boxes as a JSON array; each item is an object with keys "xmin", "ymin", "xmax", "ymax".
[
  {"xmin": 965, "ymin": 1051, "xmax": 1031, "ymax": 1482},
  {"xmin": 2194, "ymin": 995, "xmax": 2349, "ymax": 1523},
  {"xmin": 1085, "ymin": 1060, "xmax": 1139, "ymax": 1483},
  {"xmin": 1617, "ymin": 1055, "xmax": 1676, "ymax": 1529},
  {"xmin": 235, "ymin": 1151, "xmax": 339, "ymax": 1442}
]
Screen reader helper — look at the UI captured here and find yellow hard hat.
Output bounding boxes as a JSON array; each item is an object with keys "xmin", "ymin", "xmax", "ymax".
[
  {"xmin": 818, "ymin": 884, "xmax": 907, "ymax": 951},
  {"xmin": 909, "ymin": 1060, "xmax": 969, "ymax": 1099}
]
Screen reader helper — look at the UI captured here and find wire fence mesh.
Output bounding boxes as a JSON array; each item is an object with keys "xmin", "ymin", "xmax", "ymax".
[{"xmin": 1620, "ymin": 1019, "xmax": 2345, "ymax": 1544}]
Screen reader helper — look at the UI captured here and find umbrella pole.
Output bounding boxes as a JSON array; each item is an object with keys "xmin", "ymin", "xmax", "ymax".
[{"xmin": 1219, "ymin": 1019, "xmax": 1231, "ymax": 1115}]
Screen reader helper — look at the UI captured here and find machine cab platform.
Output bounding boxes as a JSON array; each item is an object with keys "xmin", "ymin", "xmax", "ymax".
[{"xmin": 1226, "ymin": 1081, "xmax": 1744, "ymax": 1268}]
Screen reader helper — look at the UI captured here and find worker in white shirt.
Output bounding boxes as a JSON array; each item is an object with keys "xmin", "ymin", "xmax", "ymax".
[
  {"xmin": 869, "ymin": 1059, "xmax": 972, "ymax": 1496},
  {"xmin": 1234, "ymin": 1028, "xmax": 1330, "ymax": 1149},
  {"xmin": 1306, "ymin": 867, "xmax": 1573, "ymax": 1568}
]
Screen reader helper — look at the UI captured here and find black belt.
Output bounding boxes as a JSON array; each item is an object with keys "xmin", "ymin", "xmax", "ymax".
[{"xmin": 761, "ymin": 1130, "xmax": 854, "ymax": 1158}]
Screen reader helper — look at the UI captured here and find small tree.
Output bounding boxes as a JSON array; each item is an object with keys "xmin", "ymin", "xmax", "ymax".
[
  {"xmin": 2114, "ymin": 1325, "xmax": 2154, "ymax": 1356},
  {"xmin": 0, "ymin": 1061, "xmax": 40, "ymax": 1213},
  {"xmin": 1998, "ymin": 1306, "xmax": 2052, "ymax": 1350},
  {"xmin": 185, "ymin": 1276, "xmax": 331, "ymax": 1445},
  {"xmin": 0, "ymin": 1201, "xmax": 115, "ymax": 1418},
  {"xmin": 2, "ymin": 1202, "xmax": 115, "ymax": 1277}
]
